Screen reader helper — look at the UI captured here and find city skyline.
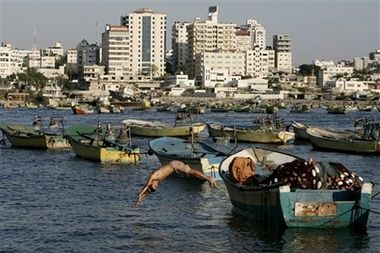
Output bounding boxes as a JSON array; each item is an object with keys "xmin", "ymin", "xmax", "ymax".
[{"xmin": 0, "ymin": 0, "xmax": 379, "ymax": 65}]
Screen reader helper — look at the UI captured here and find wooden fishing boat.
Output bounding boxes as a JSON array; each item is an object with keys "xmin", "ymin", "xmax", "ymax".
[
  {"xmin": 219, "ymin": 147, "xmax": 373, "ymax": 228},
  {"xmin": 306, "ymin": 124, "xmax": 380, "ymax": 154},
  {"xmin": 72, "ymin": 104, "xmax": 94, "ymax": 114},
  {"xmin": 122, "ymin": 119, "xmax": 205, "ymax": 138},
  {"xmin": 148, "ymin": 136, "xmax": 228, "ymax": 179},
  {"xmin": 0, "ymin": 119, "xmax": 71, "ymax": 150},
  {"xmin": 65, "ymin": 124, "xmax": 140, "ymax": 164},
  {"xmin": 290, "ymin": 121, "xmax": 310, "ymax": 140},
  {"xmin": 207, "ymin": 123, "xmax": 294, "ymax": 144}
]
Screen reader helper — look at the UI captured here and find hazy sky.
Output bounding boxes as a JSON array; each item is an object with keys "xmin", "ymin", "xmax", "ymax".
[{"xmin": 0, "ymin": 0, "xmax": 379, "ymax": 65}]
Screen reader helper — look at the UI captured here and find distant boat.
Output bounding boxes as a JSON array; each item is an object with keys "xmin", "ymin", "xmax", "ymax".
[
  {"xmin": 306, "ymin": 124, "xmax": 380, "ymax": 154},
  {"xmin": 148, "ymin": 136, "xmax": 227, "ymax": 179},
  {"xmin": 219, "ymin": 146, "xmax": 373, "ymax": 228},
  {"xmin": 65, "ymin": 124, "xmax": 140, "ymax": 164},
  {"xmin": 72, "ymin": 104, "xmax": 94, "ymax": 114},
  {"xmin": 207, "ymin": 122, "xmax": 294, "ymax": 144},
  {"xmin": 122, "ymin": 119, "xmax": 206, "ymax": 138}
]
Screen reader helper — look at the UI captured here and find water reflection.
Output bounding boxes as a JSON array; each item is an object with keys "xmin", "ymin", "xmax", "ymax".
[{"xmin": 226, "ymin": 208, "xmax": 370, "ymax": 253}]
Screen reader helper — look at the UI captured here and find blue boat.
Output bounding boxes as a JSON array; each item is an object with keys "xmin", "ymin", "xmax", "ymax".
[
  {"xmin": 219, "ymin": 147, "xmax": 373, "ymax": 228},
  {"xmin": 148, "ymin": 136, "xmax": 228, "ymax": 180}
]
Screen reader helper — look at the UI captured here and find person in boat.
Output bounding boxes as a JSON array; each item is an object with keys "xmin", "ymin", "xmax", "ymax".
[
  {"xmin": 93, "ymin": 122, "xmax": 103, "ymax": 145},
  {"xmin": 229, "ymin": 157, "xmax": 259, "ymax": 185},
  {"xmin": 117, "ymin": 123, "xmax": 129, "ymax": 145},
  {"xmin": 134, "ymin": 160, "xmax": 217, "ymax": 207},
  {"xmin": 32, "ymin": 115, "xmax": 43, "ymax": 133},
  {"xmin": 104, "ymin": 123, "xmax": 116, "ymax": 145}
]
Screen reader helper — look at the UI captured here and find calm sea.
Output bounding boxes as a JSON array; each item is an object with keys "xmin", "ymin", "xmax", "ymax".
[{"xmin": 0, "ymin": 106, "xmax": 379, "ymax": 253}]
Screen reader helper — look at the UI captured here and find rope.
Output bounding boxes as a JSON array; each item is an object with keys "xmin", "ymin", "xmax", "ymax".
[
  {"xmin": 360, "ymin": 207, "xmax": 380, "ymax": 215},
  {"xmin": 371, "ymin": 191, "xmax": 380, "ymax": 199}
]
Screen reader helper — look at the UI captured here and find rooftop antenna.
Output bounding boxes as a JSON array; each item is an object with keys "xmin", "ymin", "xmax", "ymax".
[{"xmin": 32, "ymin": 27, "xmax": 37, "ymax": 50}]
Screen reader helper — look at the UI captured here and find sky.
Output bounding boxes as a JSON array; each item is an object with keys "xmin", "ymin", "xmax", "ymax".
[{"xmin": 0, "ymin": 0, "xmax": 379, "ymax": 65}]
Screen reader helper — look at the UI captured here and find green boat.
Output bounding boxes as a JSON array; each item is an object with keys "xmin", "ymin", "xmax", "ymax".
[
  {"xmin": 0, "ymin": 118, "xmax": 71, "ymax": 150},
  {"xmin": 65, "ymin": 124, "xmax": 140, "ymax": 164},
  {"xmin": 219, "ymin": 147, "xmax": 373, "ymax": 228}
]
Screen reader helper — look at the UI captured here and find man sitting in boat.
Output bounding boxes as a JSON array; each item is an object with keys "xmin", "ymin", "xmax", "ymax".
[
  {"xmin": 104, "ymin": 124, "xmax": 116, "ymax": 145},
  {"xmin": 32, "ymin": 115, "xmax": 43, "ymax": 133},
  {"xmin": 134, "ymin": 160, "xmax": 217, "ymax": 207},
  {"xmin": 229, "ymin": 157, "xmax": 259, "ymax": 185},
  {"xmin": 117, "ymin": 123, "xmax": 129, "ymax": 145}
]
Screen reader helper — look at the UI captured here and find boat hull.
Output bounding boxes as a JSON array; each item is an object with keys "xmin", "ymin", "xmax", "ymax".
[
  {"xmin": 306, "ymin": 128, "xmax": 380, "ymax": 154},
  {"xmin": 149, "ymin": 136, "xmax": 226, "ymax": 179},
  {"xmin": 208, "ymin": 124, "xmax": 294, "ymax": 144},
  {"xmin": 67, "ymin": 135, "xmax": 140, "ymax": 164},
  {"xmin": 1, "ymin": 125, "xmax": 70, "ymax": 150},
  {"xmin": 130, "ymin": 123, "xmax": 205, "ymax": 137},
  {"xmin": 219, "ymin": 147, "xmax": 372, "ymax": 228}
]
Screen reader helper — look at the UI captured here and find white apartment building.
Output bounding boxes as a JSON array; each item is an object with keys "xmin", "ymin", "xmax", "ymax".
[
  {"xmin": 40, "ymin": 55, "xmax": 55, "ymax": 68},
  {"xmin": 165, "ymin": 74, "xmax": 195, "ymax": 88},
  {"xmin": 273, "ymin": 34, "xmax": 292, "ymax": 73},
  {"xmin": 172, "ymin": 22, "xmax": 191, "ymax": 71},
  {"xmin": 246, "ymin": 48, "xmax": 274, "ymax": 78},
  {"xmin": 202, "ymin": 66, "xmax": 242, "ymax": 88},
  {"xmin": 67, "ymin": 49, "xmax": 78, "ymax": 64},
  {"xmin": 21, "ymin": 49, "xmax": 41, "ymax": 69},
  {"xmin": 187, "ymin": 12, "xmax": 237, "ymax": 79},
  {"xmin": 101, "ymin": 25, "xmax": 130, "ymax": 77},
  {"xmin": 121, "ymin": 8, "xmax": 167, "ymax": 78},
  {"xmin": 198, "ymin": 51, "xmax": 246, "ymax": 79},
  {"xmin": 43, "ymin": 42, "xmax": 64, "ymax": 57},
  {"xmin": 332, "ymin": 78, "xmax": 369, "ymax": 92},
  {"xmin": 235, "ymin": 29, "xmax": 251, "ymax": 52},
  {"xmin": 83, "ymin": 65, "xmax": 105, "ymax": 82},
  {"xmin": 244, "ymin": 19, "xmax": 266, "ymax": 50},
  {"xmin": 318, "ymin": 63, "xmax": 354, "ymax": 86},
  {"xmin": 0, "ymin": 44, "xmax": 13, "ymax": 78}
]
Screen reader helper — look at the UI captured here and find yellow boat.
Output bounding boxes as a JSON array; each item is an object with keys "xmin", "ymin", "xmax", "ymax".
[{"xmin": 65, "ymin": 124, "xmax": 140, "ymax": 164}]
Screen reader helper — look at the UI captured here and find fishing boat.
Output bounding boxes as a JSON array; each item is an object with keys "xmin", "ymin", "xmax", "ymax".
[
  {"xmin": 148, "ymin": 136, "xmax": 228, "ymax": 179},
  {"xmin": 72, "ymin": 104, "xmax": 94, "ymax": 114},
  {"xmin": 207, "ymin": 122, "xmax": 294, "ymax": 144},
  {"xmin": 122, "ymin": 119, "xmax": 205, "ymax": 138},
  {"xmin": 306, "ymin": 123, "xmax": 380, "ymax": 154},
  {"xmin": 290, "ymin": 121, "xmax": 310, "ymax": 140},
  {"xmin": 219, "ymin": 147, "xmax": 373, "ymax": 228},
  {"xmin": 65, "ymin": 124, "xmax": 140, "ymax": 164},
  {"xmin": 0, "ymin": 117, "xmax": 71, "ymax": 149}
]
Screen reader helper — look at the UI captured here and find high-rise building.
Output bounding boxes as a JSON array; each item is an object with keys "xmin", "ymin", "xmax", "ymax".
[
  {"xmin": 273, "ymin": 34, "xmax": 292, "ymax": 72},
  {"xmin": 121, "ymin": 8, "xmax": 167, "ymax": 78},
  {"xmin": 172, "ymin": 22, "xmax": 191, "ymax": 72},
  {"xmin": 187, "ymin": 9, "xmax": 237, "ymax": 79},
  {"xmin": 76, "ymin": 39, "xmax": 101, "ymax": 75},
  {"xmin": 244, "ymin": 19, "xmax": 266, "ymax": 50},
  {"xmin": 101, "ymin": 25, "xmax": 130, "ymax": 77}
]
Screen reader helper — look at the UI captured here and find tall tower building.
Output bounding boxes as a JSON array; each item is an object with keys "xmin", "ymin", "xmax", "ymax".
[
  {"xmin": 187, "ymin": 7, "xmax": 237, "ymax": 79},
  {"xmin": 273, "ymin": 34, "xmax": 292, "ymax": 72},
  {"xmin": 245, "ymin": 19, "xmax": 266, "ymax": 50},
  {"xmin": 121, "ymin": 8, "xmax": 167, "ymax": 78},
  {"xmin": 101, "ymin": 25, "xmax": 130, "ymax": 76},
  {"xmin": 172, "ymin": 22, "xmax": 191, "ymax": 72}
]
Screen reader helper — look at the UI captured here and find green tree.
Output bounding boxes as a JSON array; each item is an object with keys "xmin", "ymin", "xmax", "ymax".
[{"xmin": 298, "ymin": 64, "xmax": 320, "ymax": 76}]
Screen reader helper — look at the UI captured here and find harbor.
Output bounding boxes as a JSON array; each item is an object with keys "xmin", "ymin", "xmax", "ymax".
[{"xmin": 0, "ymin": 106, "xmax": 379, "ymax": 252}]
